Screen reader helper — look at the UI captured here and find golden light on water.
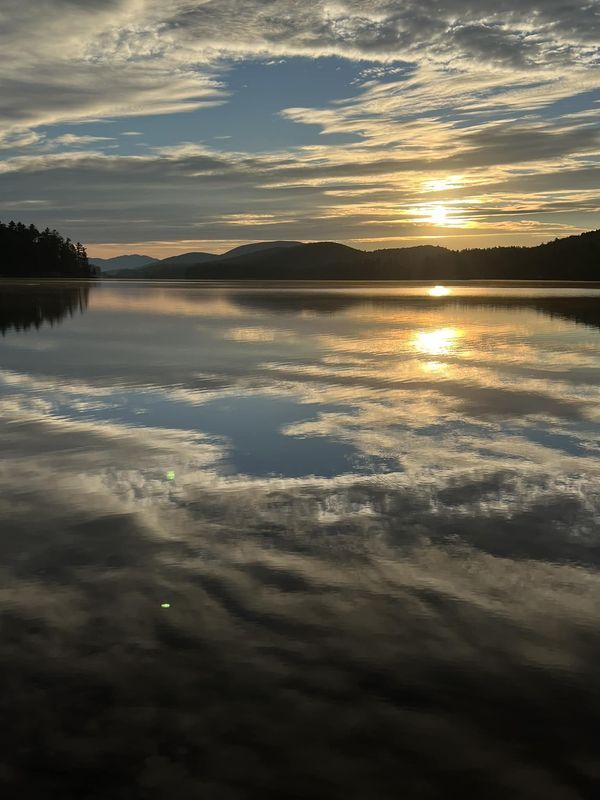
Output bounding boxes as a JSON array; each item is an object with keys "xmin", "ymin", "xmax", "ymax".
[
  {"xmin": 429, "ymin": 285, "xmax": 451, "ymax": 297},
  {"xmin": 421, "ymin": 360, "xmax": 449, "ymax": 374},
  {"xmin": 412, "ymin": 327, "xmax": 461, "ymax": 356}
]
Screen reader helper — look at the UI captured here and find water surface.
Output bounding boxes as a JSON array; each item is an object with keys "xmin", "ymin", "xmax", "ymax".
[{"xmin": 1, "ymin": 281, "xmax": 600, "ymax": 799}]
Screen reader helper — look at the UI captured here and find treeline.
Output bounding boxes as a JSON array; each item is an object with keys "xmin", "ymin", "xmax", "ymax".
[
  {"xmin": 177, "ymin": 230, "xmax": 600, "ymax": 281},
  {"xmin": 0, "ymin": 220, "xmax": 96, "ymax": 278},
  {"xmin": 370, "ymin": 230, "xmax": 600, "ymax": 280}
]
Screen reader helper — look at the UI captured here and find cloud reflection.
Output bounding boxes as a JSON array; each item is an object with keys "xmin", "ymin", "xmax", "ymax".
[{"xmin": 1, "ymin": 283, "xmax": 600, "ymax": 797}]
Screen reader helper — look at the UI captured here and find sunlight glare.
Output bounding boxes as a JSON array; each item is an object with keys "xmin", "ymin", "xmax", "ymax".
[
  {"xmin": 421, "ymin": 360, "xmax": 449, "ymax": 374},
  {"xmin": 423, "ymin": 175, "xmax": 463, "ymax": 193},
  {"xmin": 429, "ymin": 285, "xmax": 451, "ymax": 297},
  {"xmin": 412, "ymin": 202, "xmax": 475, "ymax": 228},
  {"xmin": 429, "ymin": 205, "xmax": 448, "ymax": 226},
  {"xmin": 412, "ymin": 327, "xmax": 461, "ymax": 357}
]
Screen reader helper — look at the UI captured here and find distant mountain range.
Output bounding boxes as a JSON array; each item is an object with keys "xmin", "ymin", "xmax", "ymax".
[
  {"xmin": 89, "ymin": 254, "xmax": 160, "ymax": 271},
  {"xmin": 98, "ymin": 231, "xmax": 600, "ymax": 281},
  {"xmin": 94, "ymin": 241, "xmax": 301, "ymax": 275}
]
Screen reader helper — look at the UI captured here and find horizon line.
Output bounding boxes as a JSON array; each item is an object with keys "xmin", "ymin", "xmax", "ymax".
[{"xmin": 87, "ymin": 227, "xmax": 593, "ymax": 261}]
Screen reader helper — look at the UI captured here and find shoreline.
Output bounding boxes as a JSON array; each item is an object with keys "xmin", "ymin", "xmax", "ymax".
[{"xmin": 2, "ymin": 277, "xmax": 600, "ymax": 289}]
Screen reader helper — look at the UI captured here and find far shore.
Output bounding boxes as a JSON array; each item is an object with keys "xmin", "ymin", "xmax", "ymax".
[{"xmin": 3, "ymin": 278, "xmax": 600, "ymax": 288}]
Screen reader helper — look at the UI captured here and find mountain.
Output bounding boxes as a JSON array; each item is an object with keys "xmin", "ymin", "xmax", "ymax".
[
  {"xmin": 219, "ymin": 241, "xmax": 301, "ymax": 260},
  {"xmin": 103, "ymin": 230, "xmax": 600, "ymax": 282},
  {"xmin": 103, "ymin": 241, "xmax": 303, "ymax": 278},
  {"xmin": 158, "ymin": 252, "xmax": 215, "ymax": 266},
  {"xmin": 89, "ymin": 254, "xmax": 159, "ymax": 271},
  {"xmin": 186, "ymin": 242, "xmax": 368, "ymax": 279}
]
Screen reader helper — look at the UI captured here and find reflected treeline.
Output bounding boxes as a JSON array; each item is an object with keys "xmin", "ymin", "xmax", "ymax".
[
  {"xmin": 230, "ymin": 291, "xmax": 600, "ymax": 331},
  {"xmin": 0, "ymin": 284, "xmax": 91, "ymax": 335}
]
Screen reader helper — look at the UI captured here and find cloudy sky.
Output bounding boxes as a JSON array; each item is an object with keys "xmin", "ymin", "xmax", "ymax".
[{"xmin": 1, "ymin": 0, "xmax": 599, "ymax": 257}]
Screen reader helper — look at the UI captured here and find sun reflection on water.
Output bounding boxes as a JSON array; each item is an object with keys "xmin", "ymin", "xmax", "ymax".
[
  {"xmin": 412, "ymin": 327, "xmax": 461, "ymax": 357},
  {"xmin": 421, "ymin": 360, "xmax": 450, "ymax": 375},
  {"xmin": 429, "ymin": 285, "xmax": 451, "ymax": 297}
]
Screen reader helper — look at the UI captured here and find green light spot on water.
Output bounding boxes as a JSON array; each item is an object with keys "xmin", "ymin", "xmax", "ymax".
[
  {"xmin": 166, "ymin": 470, "xmax": 176, "ymax": 481},
  {"xmin": 161, "ymin": 603, "xmax": 171, "ymax": 609}
]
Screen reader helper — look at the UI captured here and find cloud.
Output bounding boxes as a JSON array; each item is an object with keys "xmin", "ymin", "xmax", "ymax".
[
  {"xmin": 52, "ymin": 133, "xmax": 114, "ymax": 146},
  {"xmin": 0, "ymin": 1, "xmax": 598, "ymax": 247},
  {"xmin": 2, "ymin": 1, "xmax": 597, "ymax": 133},
  {"xmin": 0, "ymin": 124, "xmax": 597, "ymax": 248}
]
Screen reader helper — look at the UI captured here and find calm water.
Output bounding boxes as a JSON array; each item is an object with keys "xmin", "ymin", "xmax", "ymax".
[{"xmin": 1, "ymin": 280, "xmax": 600, "ymax": 799}]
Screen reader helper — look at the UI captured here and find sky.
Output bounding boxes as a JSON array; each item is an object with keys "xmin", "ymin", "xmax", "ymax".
[{"xmin": 0, "ymin": 0, "xmax": 599, "ymax": 258}]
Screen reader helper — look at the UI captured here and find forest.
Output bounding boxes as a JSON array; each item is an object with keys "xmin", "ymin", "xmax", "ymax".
[
  {"xmin": 0, "ymin": 220, "xmax": 96, "ymax": 278},
  {"xmin": 109, "ymin": 229, "xmax": 600, "ymax": 281}
]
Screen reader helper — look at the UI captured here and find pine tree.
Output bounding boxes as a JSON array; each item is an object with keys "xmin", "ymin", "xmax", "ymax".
[{"xmin": 0, "ymin": 220, "xmax": 94, "ymax": 278}]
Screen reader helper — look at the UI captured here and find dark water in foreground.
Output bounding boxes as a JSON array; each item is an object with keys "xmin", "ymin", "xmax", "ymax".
[{"xmin": 1, "ymin": 280, "xmax": 600, "ymax": 799}]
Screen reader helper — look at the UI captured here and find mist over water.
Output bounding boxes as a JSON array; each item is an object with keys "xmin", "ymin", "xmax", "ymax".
[{"xmin": 1, "ymin": 281, "xmax": 600, "ymax": 799}]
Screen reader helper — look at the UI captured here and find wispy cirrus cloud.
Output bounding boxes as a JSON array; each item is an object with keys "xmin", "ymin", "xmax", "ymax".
[{"xmin": 0, "ymin": 1, "xmax": 598, "ymax": 252}]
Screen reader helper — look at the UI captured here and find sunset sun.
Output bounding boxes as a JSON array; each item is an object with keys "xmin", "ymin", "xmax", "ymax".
[{"xmin": 429, "ymin": 205, "xmax": 449, "ymax": 226}]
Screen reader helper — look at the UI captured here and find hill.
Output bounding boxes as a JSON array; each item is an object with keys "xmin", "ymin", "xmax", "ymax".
[
  {"xmin": 102, "ymin": 229, "xmax": 600, "ymax": 282},
  {"xmin": 185, "ymin": 242, "xmax": 368, "ymax": 279},
  {"xmin": 158, "ymin": 252, "xmax": 215, "ymax": 266},
  {"xmin": 89, "ymin": 254, "xmax": 158, "ymax": 271},
  {"xmin": 219, "ymin": 241, "xmax": 301, "ymax": 260},
  {"xmin": 104, "ymin": 240, "xmax": 304, "ymax": 278}
]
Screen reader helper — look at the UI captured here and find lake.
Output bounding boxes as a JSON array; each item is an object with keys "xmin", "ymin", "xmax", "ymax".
[{"xmin": 1, "ymin": 280, "xmax": 600, "ymax": 799}]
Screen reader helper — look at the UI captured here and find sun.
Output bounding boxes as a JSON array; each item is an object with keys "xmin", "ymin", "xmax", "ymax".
[
  {"xmin": 428, "ymin": 205, "xmax": 448, "ymax": 226},
  {"xmin": 413, "ymin": 202, "xmax": 474, "ymax": 229},
  {"xmin": 415, "ymin": 203, "xmax": 458, "ymax": 227}
]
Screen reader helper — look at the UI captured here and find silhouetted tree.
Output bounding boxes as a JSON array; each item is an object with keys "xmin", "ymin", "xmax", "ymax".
[{"xmin": 0, "ymin": 220, "xmax": 96, "ymax": 278}]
